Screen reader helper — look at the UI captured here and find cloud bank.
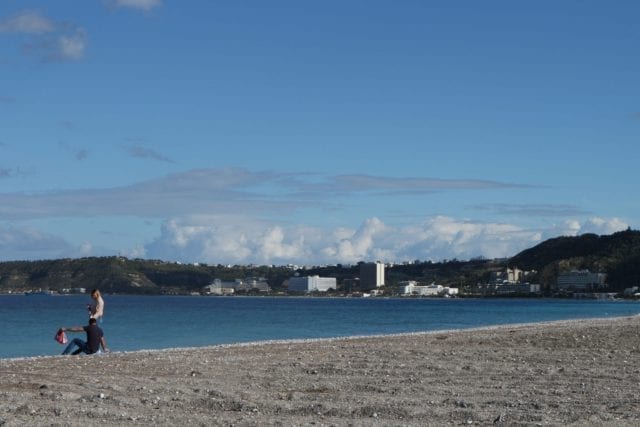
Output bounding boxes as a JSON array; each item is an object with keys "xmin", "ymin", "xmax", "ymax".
[
  {"xmin": 140, "ymin": 215, "xmax": 628, "ymax": 265},
  {"xmin": 0, "ymin": 168, "xmax": 628, "ymax": 263},
  {"xmin": 0, "ymin": 168, "xmax": 518, "ymax": 220},
  {"xmin": 1, "ymin": 214, "xmax": 626, "ymax": 265}
]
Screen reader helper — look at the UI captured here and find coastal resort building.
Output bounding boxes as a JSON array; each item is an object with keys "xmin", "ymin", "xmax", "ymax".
[
  {"xmin": 204, "ymin": 278, "xmax": 270, "ymax": 295},
  {"xmin": 399, "ymin": 281, "xmax": 459, "ymax": 297},
  {"xmin": 556, "ymin": 270, "xmax": 607, "ymax": 292},
  {"xmin": 359, "ymin": 262, "xmax": 385, "ymax": 290},
  {"xmin": 473, "ymin": 266, "xmax": 541, "ymax": 296},
  {"xmin": 288, "ymin": 276, "xmax": 337, "ymax": 293},
  {"xmin": 495, "ymin": 283, "xmax": 541, "ymax": 294},
  {"xmin": 490, "ymin": 267, "xmax": 536, "ymax": 285}
]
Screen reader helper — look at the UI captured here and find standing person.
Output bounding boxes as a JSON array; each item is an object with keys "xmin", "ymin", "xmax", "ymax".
[
  {"xmin": 59, "ymin": 318, "xmax": 109, "ymax": 355},
  {"xmin": 88, "ymin": 288, "xmax": 104, "ymax": 323}
]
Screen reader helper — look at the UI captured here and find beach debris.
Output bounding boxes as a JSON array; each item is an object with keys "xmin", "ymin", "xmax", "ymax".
[{"xmin": 454, "ymin": 399, "xmax": 471, "ymax": 408}]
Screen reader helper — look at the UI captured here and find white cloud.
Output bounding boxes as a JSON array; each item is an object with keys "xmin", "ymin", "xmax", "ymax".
[
  {"xmin": 472, "ymin": 203, "xmax": 590, "ymax": 217},
  {"xmin": 326, "ymin": 217, "xmax": 390, "ymax": 262},
  {"xmin": 547, "ymin": 217, "xmax": 629, "ymax": 238},
  {"xmin": 56, "ymin": 28, "xmax": 87, "ymax": 60},
  {"xmin": 0, "ymin": 10, "xmax": 55, "ymax": 34},
  {"xmin": 110, "ymin": 0, "xmax": 162, "ymax": 11},
  {"xmin": 287, "ymin": 173, "xmax": 521, "ymax": 196},
  {"xmin": 141, "ymin": 215, "xmax": 628, "ymax": 266},
  {"xmin": 122, "ymin": 143, "xmax": 174, "ymax": 163},
  {"xmin": 0, "ymin": 214, "xmax": 629, "ymax": 264},
  {"xmin": 79, "ymin": 241, "xmax": 94, "ymax": 256},
  {"xmin": 1, "ymin": 10, "xmax": 87, "ymax": 62},
  {"xmin": 145, "ymin": 216, "xmax": 259, "ymax": 264}
]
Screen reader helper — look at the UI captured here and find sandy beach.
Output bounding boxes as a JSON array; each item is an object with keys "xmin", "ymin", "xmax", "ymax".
[{"xmin": 1, "ymin": 315, "xmax": 639, "ymax": 426}]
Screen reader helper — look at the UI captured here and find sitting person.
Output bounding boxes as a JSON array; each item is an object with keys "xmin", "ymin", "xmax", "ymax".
[{"xmin": 59, "ymin": 317, "xmax": 109, "ymax": 355}]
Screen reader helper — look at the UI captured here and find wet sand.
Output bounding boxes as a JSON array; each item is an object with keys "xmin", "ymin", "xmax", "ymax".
[{"xmin": 1, "ymin": 315, "xmax": 639, "ymax": 426}]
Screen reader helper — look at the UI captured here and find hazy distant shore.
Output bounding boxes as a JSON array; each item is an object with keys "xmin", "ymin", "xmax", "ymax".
[{"xmin": 1, "ymin": 316, "xmax": 639, "ymax": 426}]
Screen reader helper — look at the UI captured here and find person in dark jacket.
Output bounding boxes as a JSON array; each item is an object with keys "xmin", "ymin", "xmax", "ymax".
[{"xmin": 59, "ymin": 317, "xmax": 109, "ymax": 355}]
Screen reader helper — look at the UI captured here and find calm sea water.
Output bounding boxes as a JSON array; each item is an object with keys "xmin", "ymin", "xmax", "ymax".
[{"xmin": 1, "ymin": 295, "xmax": 638, "ymax": 359}]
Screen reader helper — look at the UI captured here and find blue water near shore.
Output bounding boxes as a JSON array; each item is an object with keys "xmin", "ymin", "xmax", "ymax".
[{"xmin": 1, "ymin": 295, "xmax": 638, "ymax": 359}]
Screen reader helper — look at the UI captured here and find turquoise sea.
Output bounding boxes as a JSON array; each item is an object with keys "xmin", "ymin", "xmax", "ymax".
[{"xmin": 1, "ymin": 295, "xmax": 639, "ymax": 359}]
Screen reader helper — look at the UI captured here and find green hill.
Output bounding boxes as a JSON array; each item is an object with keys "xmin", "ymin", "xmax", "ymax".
[
  {"xmin": 0, "ymin": 257, "xmax": 159, "ymax": 294},
  {"xmin": 508, "ymin": 229, "xmax": 640, "ymax": 291},
  {"xmin": 0, "ymin": 257, "xmax": 293, "ymax": 295}
]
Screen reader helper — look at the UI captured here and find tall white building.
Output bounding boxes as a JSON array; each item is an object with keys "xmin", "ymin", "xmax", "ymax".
[
  {"xmin": 288, "ymin": 276, "xmax": 337, "ymax": 293},
  {"xmin": 507, "ymin": 268, "xmax": 523, "ymax": 283},
  {"xmin": 360, "ymin": 262, "xmax": 385, "ymax": 290}
]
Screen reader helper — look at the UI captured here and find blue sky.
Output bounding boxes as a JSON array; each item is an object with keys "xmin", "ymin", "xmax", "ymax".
[{"xmin": 0, "ymin": 1, "xmax": 638, "ymax": 265}]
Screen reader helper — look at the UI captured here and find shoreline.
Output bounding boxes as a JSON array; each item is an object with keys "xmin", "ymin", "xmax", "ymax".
[
  {"xmin": 2, "ymin": 315, "xmax": 639, "ymax": 425},
  {"xmin": 2, "ymin": 314, "xmax": 636, "ymax": 363}
]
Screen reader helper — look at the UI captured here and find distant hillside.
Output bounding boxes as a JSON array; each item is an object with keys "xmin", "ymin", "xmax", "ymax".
[
  {"xmin": 0, "ymin": 257, "xmax": 293, "ymax": 295},
  {"xmin": 0, "ymin": 257, "xmax": 161, "ymax": 294},
  {"xmin": 508, "ymin": 229, "xmax": 640, "ymax": 291}
]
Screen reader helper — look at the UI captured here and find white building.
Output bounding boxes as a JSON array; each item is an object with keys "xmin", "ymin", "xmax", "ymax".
[
  {"xmin": 399, "ymin": 281, "xmax": 418, "ymax": 295},
  {"xmin": 360, "ymin": 262, "xmax": 385, "ymax": 290},
  {"xmin": 288, "ymin": 276, "xmax": 337, "ymax": 293},
  {"xmin": 242, "ymin": 278, "xmax": 271, "ymax": 292},
  {"xmin": 204, "ymin": 278, "xmax": 270, "ymax": 295},
  {"xmin": 204, "ymin": 280, "xmax": 235, "ymax": 295},
  {"xmin": 507, "ymin": 267, "xmax": 523, "ymax": 283},
  {"xmin": 400, "ymin": 281, "xmax": 458, "ymax": 297},
  {"xmin": 496, "ymin": 283, "xmax": 541, "ymax": 294},
  {"xmin": 556, "ymin": 270, "xmax": 606, "ymax": 291}
]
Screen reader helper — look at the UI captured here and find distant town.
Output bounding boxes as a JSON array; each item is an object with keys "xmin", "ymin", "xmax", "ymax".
[
  {"xmin": 201, "ymin": 262, "xmax": 638, "ymax": 300},
  {"xmin": 15, "ymin": 260, "xmax": 640, "ymax": 301}
]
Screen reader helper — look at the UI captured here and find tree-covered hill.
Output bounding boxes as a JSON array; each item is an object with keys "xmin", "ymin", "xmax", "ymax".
[
  {"xmin": 508, "ymin": 229, "xmax": 640, "ymax": 291},
  {"xmin": 0, "ymin": 257, "xmax": 294, "ymax": 295}
]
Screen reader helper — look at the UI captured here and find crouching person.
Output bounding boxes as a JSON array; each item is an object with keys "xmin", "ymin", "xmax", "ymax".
[{"xmin": 59, "ymin": 317, "xmax": 109, "ymax": 355}]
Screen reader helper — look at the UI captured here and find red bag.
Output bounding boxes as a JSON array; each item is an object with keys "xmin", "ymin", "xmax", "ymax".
[{"xmin": 55, "ymin": 329, "xmax": 68, "ymax": 345}]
